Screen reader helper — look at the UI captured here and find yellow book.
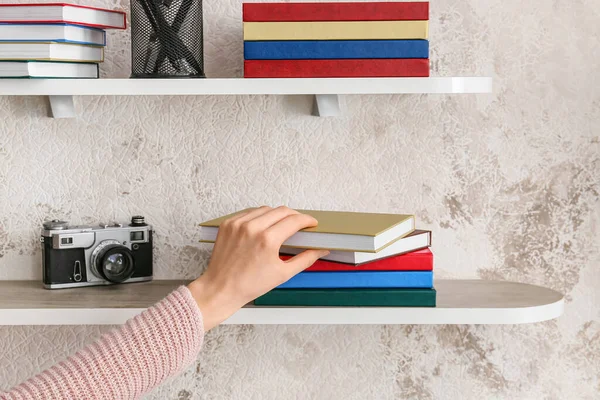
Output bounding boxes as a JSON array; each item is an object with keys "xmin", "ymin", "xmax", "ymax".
[
  {"xmin": 0, "ymin": 42, "xmax": 104, "ymax": 63},
  {"xmin": 243, "ymin": 21, "xmax": 429, "ymax": 41},
  {"xmin": 200, "ymin": 209, "xmax": 415, "ymax": 252}
]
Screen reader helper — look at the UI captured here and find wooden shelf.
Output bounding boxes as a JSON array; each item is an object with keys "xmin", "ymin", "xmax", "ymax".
[
  {"xmin": 0, "ymin": 279, "xmax": 563, "ymax": 326},
  {"xmin": 0, "ymin": 77, "xmax": 492, "ymax": 118}
]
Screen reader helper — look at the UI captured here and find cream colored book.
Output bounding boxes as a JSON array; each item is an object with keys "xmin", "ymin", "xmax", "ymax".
[
  {"xmin": 200, "ymin": 209, "xmax": 415, "ymax": 252},
  {"xmin": 243, "ymin": 21, "xmax": 429, "ymax": 41}
]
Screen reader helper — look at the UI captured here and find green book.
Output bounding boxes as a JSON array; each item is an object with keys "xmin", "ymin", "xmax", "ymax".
[{"xmin": 254, "ymin": 288, "xmax": 436, "ymax": 307}]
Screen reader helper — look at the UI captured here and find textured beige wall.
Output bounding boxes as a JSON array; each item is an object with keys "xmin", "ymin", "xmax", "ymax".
[{"xmin": 1, "ymin": 0, "xmax": 599, "ymax": 398}]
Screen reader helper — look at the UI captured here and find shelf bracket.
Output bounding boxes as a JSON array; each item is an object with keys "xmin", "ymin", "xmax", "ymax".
[
  {"xmin": 48, "ymin": 95, "xmax": 76, "ymax": 119},
  {"xmin": 312, "ymin": 94, "xmax": 340, "ymax": 117}
]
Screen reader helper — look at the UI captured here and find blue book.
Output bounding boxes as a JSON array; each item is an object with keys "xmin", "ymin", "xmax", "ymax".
[
  {"xmin": 0, "ymin": 24, "xmax": 106, "ymax": 46},
  {"xmin": 277, "ymin": 271, "xmax": 433, "ymax": 289},
  {"xmin": 244, "ymin": 40, "xmax": 429, "ymax": 60}
]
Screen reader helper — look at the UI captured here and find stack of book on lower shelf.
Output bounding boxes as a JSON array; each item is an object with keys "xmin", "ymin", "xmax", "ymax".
[
  {"xmin": 243, "ymin": 1, "xmax": 430, "ymax": 78},
  {"xmin": 0, "ymin": 3, "xmax": 125, "ymax": 79},
  {"xmin": 200, "ymin": 209, "xmax": 436, "ymax": 307}
]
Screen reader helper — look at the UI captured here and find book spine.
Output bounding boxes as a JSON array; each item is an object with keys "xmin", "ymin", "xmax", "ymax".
[
  {"xmin": 63, "ymin": 4, "xmax": 127, "ymax": 29},
  {"xmin": 0, "ymin": 39, "xmax": 105, "ymax": 46},
  {"xmin": 0, "ymin": 58, "xmax": 104, "ymax": 63},
  {"xmin": 244, "ymin": 59, "xmax": 430, "ymax": 78},
  {"xmin": 0, "ymin": 20, "xmax": 125, "ymax": 29},
  {"xmin": 244, "ymin": 40, "xmax": 429, "ymax": 60},
  {"xmin": 243, "ymin": 2, "xmax": 429, "ymax": 22},
  {"xmin": 277, "ymin": 271, "xmax": 433, "ymax": 289},
  {"xmin": 283, "ymin": 250, "xmax": 433, "ymax": 271},
  {"xmin": 0, "ymin": 5, "xmax": 127, "ymax": 29},
  {"xmin": 254, "ymin": 289, "xmax": 437, "ymax": 307},
  {"xmin": 243, "ymin": 21, "xmax": 429, "ymax": 41}
]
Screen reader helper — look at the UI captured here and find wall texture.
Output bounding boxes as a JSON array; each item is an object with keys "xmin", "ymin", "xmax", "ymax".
[{"xmin": 1, "ymin": 0, "xmax": 599, "ymax": 398}]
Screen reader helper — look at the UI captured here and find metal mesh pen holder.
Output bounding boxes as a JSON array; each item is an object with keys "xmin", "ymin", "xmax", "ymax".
[{"xmin": 131, "ymin": 0, "xmax": 205, "ymax": 78}]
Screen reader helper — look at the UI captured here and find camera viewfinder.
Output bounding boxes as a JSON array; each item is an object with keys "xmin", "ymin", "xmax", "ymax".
[{"xmin": 130, "ymin": 231, "xmax": 144, "ymax": 241}]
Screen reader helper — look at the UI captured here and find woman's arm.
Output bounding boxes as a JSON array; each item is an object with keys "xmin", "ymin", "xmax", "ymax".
[
  {"xmin": 2, "ymin": 206, "xmax": 326, "ymax": 400},
  {"xmin": 2, "ymin": 286, "xmax": 203, "ymax": 399}
]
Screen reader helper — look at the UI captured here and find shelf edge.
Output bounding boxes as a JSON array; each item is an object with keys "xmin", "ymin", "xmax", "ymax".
[
  {"xmin": 0, "ymin": 298, "xmax": 563, "ymax": 326},
  {"xmin": 0, "ymin": 77, "xmax": 493, "ymax": 96}
]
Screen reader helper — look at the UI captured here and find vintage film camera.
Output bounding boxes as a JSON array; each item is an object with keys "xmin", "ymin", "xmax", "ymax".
[{"xmin": 41, "ymin": 216, "xmax": 153, "ymax": 289}]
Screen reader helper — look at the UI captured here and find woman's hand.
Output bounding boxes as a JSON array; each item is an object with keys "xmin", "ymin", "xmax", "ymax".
[{"xmin": 188, "ymin": 206, "xmax": 329, "ymax": 330}]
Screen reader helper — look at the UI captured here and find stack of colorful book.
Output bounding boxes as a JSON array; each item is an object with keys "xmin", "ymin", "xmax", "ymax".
[
  {"xmin": 243, "ymin": 1, "xmax": 430, "ymax": 78},
  {"xmin": 200, "ymin": 210, "xmax": 435, "ymax": 307},
  {"xmin": 0, "ymin": 3, "xmax": 125, "ymax": 79}
]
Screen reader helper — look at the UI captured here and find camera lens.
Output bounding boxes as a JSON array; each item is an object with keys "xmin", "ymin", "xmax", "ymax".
[
  {"xmin": 92, "ymin": 243, "xmax": 135, "ymax": 283},
  {"xmin": 104, "ymin": 254, "xmax": 129, "ymax": 276}
]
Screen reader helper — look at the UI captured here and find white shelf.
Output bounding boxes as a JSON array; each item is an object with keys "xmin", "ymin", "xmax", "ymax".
[
  {"xmin": 0, "ymin": 279, "xmax": 563, "ymax": 326},
  {"xmin": 0, "ymin": 77, "xmax": 492, "ymax": 117},
  {"xmin": 0, "ymin": 77, "xmax": 492, "ymax": 95}
]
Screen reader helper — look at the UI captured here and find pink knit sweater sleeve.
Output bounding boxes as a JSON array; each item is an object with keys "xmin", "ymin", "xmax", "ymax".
[{"xmin": 1, "ymin": 286, "xmax": 204, "ymax": 400}]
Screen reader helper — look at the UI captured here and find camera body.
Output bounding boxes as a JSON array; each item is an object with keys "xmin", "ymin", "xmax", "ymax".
[{"xmin": 42, "ymin": 216, "xmax": 153, "ymax": 289}]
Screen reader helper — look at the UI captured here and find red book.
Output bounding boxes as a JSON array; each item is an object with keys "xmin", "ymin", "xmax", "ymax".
[
  {"xmin": 0, "ymin": 3, "xmax": 127, "ymax": 29},
  {"xmin": 243, "ymin": 2, "xmax": 429, "ymax": 22},
  {"xmin": 280, "ymin": 249, "xmax": 433, "ymax": 271},
  {"xmin": 244, "ymin": 59, "xmax": 430, "ymax": 78}
]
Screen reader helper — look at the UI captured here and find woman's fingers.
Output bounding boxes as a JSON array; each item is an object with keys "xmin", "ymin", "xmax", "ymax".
[
  {"xmin": 245, "ymin": 206, "xmax": 299, "ymax": 232},
  {"xmin": 284, "ymin": 249, "xmax": 330, "ymax": 276},
  {"xmin": 220, "ymin": 209, "xmax": 251, "ymax": 225},
  {"xmin": 266, "ymin": 213, "xmax": 318, "ymax": 246},
  {"xmin": 228, "ymin": 206, "xmax": 272, "ymax": 224},
  {"xmin": 217, "ymin": 207, "xmax": 272, "ymax": 241},
  {"xmin": 221, "ymin": 207, "xmax": 318, "ymax": 254}
]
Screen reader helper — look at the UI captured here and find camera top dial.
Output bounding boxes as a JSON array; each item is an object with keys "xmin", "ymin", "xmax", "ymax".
[{"xmin": 43, "ymin": 220, "xmax": 69, "ymax": 230}]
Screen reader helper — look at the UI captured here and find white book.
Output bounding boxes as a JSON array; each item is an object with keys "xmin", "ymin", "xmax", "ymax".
[
  {"xmin": 0, "ymin": 24, "xmax": 106, "ymax": 46},
  {"xmin": 280, "ymin": 230, "xmax": 432, "ymax": 264},
  {"xmin": 0, "ymin": 4, "xmax": 126, "ymax": 29},
  {"xmin": 0, "ymin": 61, "xmax": 99, "ymax": 78},
  {"xmin": 0, "ymin": 42, "xmax": 104, "ymax": 62}
]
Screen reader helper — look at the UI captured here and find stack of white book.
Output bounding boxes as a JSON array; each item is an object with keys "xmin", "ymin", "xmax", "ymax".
[{"xmin": 0, "ymin": 3, "xmax": 125, "ymax": 78}]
